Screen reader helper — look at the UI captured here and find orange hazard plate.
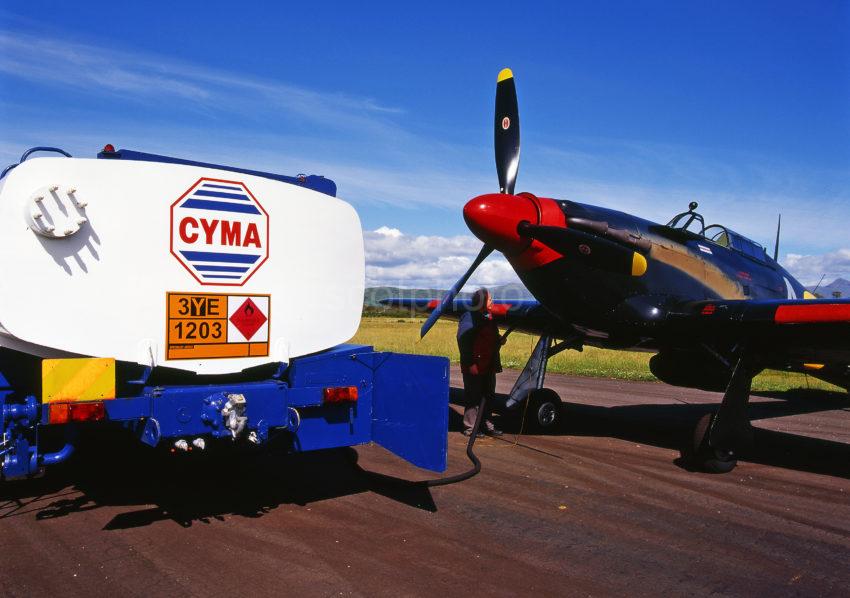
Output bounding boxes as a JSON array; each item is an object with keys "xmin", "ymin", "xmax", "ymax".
[{"xmin": 166, "ymin": 292, "xmax": 270, "ymax": 360}]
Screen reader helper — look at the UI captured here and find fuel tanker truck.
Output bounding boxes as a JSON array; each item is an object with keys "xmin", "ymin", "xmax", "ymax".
[{"xmin": 0, "ymin": 146, "xmax": 448, "ymax": 480}]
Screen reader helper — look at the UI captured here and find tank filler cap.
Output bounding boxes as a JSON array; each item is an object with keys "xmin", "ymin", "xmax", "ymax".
[{"xmin": 24, "ymin": 184, "xmax": 89, "ymax": 239}]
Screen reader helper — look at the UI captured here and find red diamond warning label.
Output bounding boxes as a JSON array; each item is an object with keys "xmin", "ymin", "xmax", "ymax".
[
  {"xmin": 229, "ymin": 298, "xmax": 268, "ymax": 341},
  {"xmin": 166, "ymin": 292, "xmax": 270, "ymax": 360}
]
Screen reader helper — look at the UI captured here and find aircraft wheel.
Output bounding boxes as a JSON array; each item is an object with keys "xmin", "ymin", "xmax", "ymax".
[
  {"xmin": 693, "ymin": 413, "xmax": 738, "ymax": 473},
  {"xmin": 525, "ymin": 388, "xmax": 561, "ymax": 433}
]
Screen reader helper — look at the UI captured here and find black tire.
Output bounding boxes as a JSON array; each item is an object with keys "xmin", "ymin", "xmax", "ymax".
[
  {"xmin": 692, "ymin": 412, "xmax": 738, "ymax": 473},
  {"xmin": 524, "ymin": 388, "xmax": 561, "ymax": 433}
]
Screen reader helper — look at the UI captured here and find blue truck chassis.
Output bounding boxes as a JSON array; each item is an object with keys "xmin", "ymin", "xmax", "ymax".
[{"xmin": 0, "ymin": 344, "xmax": 449, "ymax": 480}]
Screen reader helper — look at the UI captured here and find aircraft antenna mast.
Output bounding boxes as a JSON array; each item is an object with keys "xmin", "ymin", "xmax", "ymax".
[{"xmin": 773, "ymin": 214, "xmax": 781, "ymax": 261}]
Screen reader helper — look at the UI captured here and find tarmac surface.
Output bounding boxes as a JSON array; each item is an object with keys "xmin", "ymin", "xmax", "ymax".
[{"xmin": 1, "ymin": 366, "xmax": 849, "ymax": 597}]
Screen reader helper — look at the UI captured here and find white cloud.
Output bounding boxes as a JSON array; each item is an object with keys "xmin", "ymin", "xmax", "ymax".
[
  {"xmin": 373, "ymin": 226, "xmax": 402, "ymax": 238},
  {"xmin": 0, "ymin": 31, "xmax": 404, "ymax": 136},
  {"xmin": 784, "ymin": 249, "xmax": 850, "ymax": 286},
  {"xmin": 363, "ymin": 227, "xmax": 521, "ymax": 288}
]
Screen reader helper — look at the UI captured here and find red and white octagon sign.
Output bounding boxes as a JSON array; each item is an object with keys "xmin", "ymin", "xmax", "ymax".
[{"xmin": 170, "ymin": 178, "xmax": 269, "ymax": 286}]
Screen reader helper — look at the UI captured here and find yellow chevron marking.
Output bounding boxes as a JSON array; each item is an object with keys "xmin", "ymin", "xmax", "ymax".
[
  {"xmin": 803, "ymin": 291, "xmax": 817, "ymax": 299},
  {"xmin": 42, "ymin": 358, "xmax": 116, "ymax": 403},
  {"xmin": 497, "ymin": 68, "xmax": 514, "ymax": 82}
]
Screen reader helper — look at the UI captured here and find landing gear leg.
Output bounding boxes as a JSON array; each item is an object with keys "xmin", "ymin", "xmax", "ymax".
[
  {"xmin": 692, "ymin": 352, "xmax": 756, "ymax": 473},
  {"xmin": 507, "ymin": 334, "xmax": 581, "ymax": 433}
]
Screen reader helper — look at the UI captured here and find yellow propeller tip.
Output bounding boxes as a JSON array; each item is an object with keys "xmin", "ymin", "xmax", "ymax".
[
  {"xmin": 497, "ymin": 68, "xmax": 514, "ymax": 82},
  {"xmin": 631, "ymin": 252, "xmax": 648, "ymax": 277}
]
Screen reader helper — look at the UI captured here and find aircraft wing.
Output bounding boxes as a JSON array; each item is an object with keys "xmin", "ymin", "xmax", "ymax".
[
  {"xmin": 379, "ymin": 298, "xmax": 568, "ymax": 337},
  {"xmin": 667, "ymin": 298, "xmax": 850, "ymax": 366}
]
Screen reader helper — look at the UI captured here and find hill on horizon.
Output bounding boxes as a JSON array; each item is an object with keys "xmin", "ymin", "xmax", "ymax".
[
  {"xmin": 366, "ymin": 277, "xmax": 850, "ymax": 305},
  {"xmin": 364, "ymin": 283, "xmax": 534, "ymax": 307},
  {"xmin": 809, "ymin": 277, "xmax": 850, "ymax": 299}
]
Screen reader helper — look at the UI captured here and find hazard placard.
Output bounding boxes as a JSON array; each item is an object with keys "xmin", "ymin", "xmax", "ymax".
[{"xmin": 166, "ymin": 292, "xmax": 270, "ymax": 360}]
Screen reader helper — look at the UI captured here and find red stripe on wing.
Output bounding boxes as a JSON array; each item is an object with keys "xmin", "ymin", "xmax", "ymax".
[{"xmin": 775, "ymin": 303, "xmax": 850, "ymax": 324}]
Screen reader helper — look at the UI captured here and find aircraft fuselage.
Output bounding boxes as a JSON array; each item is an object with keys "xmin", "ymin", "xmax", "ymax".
[{"xmin": 463, "ymin": 193, "xmax": 808, "ymax": 351}]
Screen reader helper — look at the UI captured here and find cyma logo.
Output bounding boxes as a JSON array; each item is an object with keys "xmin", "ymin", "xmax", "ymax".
[{"xmin": 170, "ymin": 178, "xmax": 269, "ymax": 286}]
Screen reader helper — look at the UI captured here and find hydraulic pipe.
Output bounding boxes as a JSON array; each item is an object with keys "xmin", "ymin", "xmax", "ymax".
[
  {"xmin": 40, "ymin": 425, "xmax": 79, "ymax": 466},
  {"xmin": 40, "ymin": 442, "xmax": 75, "ymax": 466}
]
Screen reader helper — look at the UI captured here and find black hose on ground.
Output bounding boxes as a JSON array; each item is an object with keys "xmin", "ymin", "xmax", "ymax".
[
  {"xmin": 422, "ymin": 393, "xmax": 487, "ymax": 487},
  {"xmin": 352, "ymin": 394, "xmax": 488, "ymax": 489}
]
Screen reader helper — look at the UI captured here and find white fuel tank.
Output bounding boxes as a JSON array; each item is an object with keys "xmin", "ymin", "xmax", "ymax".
[{"xmin": 0, "ymin": 154, "xmax": 365, "ymax": 374}]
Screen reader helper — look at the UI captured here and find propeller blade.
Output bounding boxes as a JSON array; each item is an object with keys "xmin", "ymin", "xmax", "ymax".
[
  {"xmin": 495, "ymin": 68, "xmax": 520, "ymax": 195},
  {"xmin": 420, "ymin": 244, "xmax": 494, "ymax": 338},
  {"xmin": 518, "ymin": 223, "xmax": 647, "ymax": 277}
]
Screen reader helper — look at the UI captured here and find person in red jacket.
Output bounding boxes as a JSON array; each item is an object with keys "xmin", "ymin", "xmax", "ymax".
[{"xmin": 457, "ymin": 288, "xmax": 505, "ymax": 437}]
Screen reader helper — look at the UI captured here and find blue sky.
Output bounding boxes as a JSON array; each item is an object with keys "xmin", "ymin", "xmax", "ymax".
[{"xmin": 1, "ymin": 2, "xmax": 848, "ymax": 287}]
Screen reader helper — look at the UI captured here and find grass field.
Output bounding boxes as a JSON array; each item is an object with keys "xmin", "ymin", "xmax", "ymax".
[{"xmin": 352, "ymin": 317, "xmax": 843, "ymax": 393}]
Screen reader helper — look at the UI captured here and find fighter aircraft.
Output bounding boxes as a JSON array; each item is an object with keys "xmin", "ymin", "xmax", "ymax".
[{"xmin": 384, "ymin": 68, "xmax": 850, "ymax": 473}]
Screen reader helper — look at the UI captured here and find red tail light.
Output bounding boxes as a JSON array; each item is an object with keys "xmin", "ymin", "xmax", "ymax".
[
  {"xmin": 49, "ymin": 401, "xmax": 107, "ymax": 424},
  {"xmin": 323, "ymin": 386, "xmax": 358, "ymax": 403}
]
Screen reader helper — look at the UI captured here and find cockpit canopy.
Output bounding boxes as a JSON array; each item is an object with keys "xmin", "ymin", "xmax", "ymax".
[
  {"xmin": 667, "ymin": 202, "xmax": 705, "ymax": 235},
  {"xmin": 666, "ymin": 202, "xmax": 770, "ymax": 262}
]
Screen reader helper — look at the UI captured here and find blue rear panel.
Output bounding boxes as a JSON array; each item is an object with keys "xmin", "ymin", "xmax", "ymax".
[
  {"xmin": 371, "ymin": 353, "xmax": 449, "ymax": 472},
  {"xmin": 287, "ymin": 347, "xmax": 449, "ymax": 471}
]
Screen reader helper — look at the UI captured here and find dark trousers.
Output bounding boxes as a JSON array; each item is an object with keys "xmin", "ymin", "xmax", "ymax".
[{"xmin": 461, "ymin": 371, "xmax": 496, "ymax": 431}]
